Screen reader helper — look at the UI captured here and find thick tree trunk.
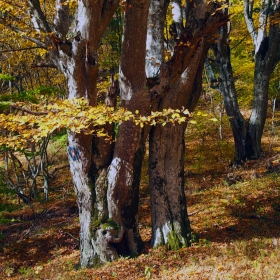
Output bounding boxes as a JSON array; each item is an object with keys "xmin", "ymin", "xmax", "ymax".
[
  {"xmin": 146, "ymin": 0, "xmax": 228, "ymax": 249},
  {"xmin": 66, "ymin": 60, "xmax": 116, "ymax": 266},
  {"xmin": 67, "ymin": 132, "xmax": 96, "ymax": 267},
  {"xmin": 22, "ymin": 0, "xmax": 229, "ymax": 266},
  {"xmin": 214, "ymin": 25, "xmax": 247, "ymax": 163},
  {"xmin": 92, "ymin": 0, "xmax": 150, "ymax": 261},
  {"xmin": 149, "ymin": 123, "xmax": 191, "ymax": 248},
  {"xmin": 53, "ymin": 1, "xmax": 122, "ymax": 266},
  {"xmin": 105, "ymin": 122, "xmax": 146, "ymax": 256},
  {"xmin": 149, "ymin": 38, "xmax": 208, "ymax": 248}
]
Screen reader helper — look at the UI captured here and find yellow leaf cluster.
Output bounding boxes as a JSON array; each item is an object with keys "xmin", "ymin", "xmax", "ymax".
[{"xmin": 0, "ymin": 99, "xmax": 192, "ymax": 150}]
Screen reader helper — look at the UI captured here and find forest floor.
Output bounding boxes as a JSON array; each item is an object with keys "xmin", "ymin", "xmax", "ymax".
[{"xmin": 0, "ymin": 112, "xmax": 280, "ymax": 279}]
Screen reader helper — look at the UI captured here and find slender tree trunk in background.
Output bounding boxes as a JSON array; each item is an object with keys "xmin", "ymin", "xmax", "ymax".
[
  {"xmin": 212, "ymin": 0, "xmax": 280, "ymax": 162},
  {"xmin": 214, "ymin": 24, "xmax": 247, "ymax": 163}
]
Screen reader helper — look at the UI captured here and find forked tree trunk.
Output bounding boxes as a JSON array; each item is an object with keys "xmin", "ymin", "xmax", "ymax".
[
  {"xmin": 92, "ymin": 0, "xmax": 150, "ymax": 261},
  {"xmin": 243, "ymin": 0, "xmax": 280, "ymax": 159},
  {"xmin": 213, "ymin": 0, "xmax": 280, "ymax": 161},
  {"xmin": 50, "ymin": 0, "xmax": 122, "ymax": 266},
  {"xmin": 23, "ymin": 0, "xmax": 228, "ymax": 266}
]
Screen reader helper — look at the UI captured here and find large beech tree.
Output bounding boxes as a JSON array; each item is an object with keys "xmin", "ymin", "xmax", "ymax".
[{"xmin": 0, "ymin": 0, "xmax": 227, "ymax": 266}]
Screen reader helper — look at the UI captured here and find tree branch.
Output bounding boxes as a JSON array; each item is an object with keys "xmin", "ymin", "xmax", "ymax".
[
  {"xmin": 0, "ymin": 47, "xmax": 45, "ymax": 53},
  {"xmin": 243, "ymin": 0, "xmax": 258, "ymax": 48},
  {"xmin": 54, "ymin": 0, "xmax": 70, "ymax": 36},
  {"xmin": 0, "ymin": 17, "xmax": 46, "ymax": 48},
  {"xmin": 150, "ymin": 9, "xmax": 228, "ymax": 100},
  {"xmin": 27, "ymin": 0, "xmax": 52, "ymax": 33},
  {"xmin": 188, "ymin": 209, "xmax": 205, "ymax": 216},
  {"xmin": 10, "ymin": 104, "xmax": 49, "ymax": 116},
  {"xmin": 100, "ymin": 0, "xmax": 120, "ymax": 38}
]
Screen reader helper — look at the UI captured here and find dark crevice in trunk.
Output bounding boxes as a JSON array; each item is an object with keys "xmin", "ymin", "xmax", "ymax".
[{"xmin": 115, "ymin": 132, "xmax": 146, "ymax": 256}]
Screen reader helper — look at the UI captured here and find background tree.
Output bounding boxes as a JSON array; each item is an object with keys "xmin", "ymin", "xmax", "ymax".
[
  {"xmin": 243, "ymin": 0, "xmax": 280, "ymax": 159},
  {"xmin": 210, "ymin": 0, "xmax": 280, "ymax": 162},
  {"xmin": 212, "ymin": 3, "xmax": 248, "ymax": 164}
]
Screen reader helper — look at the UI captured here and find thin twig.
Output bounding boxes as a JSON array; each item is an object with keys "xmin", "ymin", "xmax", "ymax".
[
  {"xmin": 31, "ymin": 63, "xmax": 57, "ymax": 68},
  {"xmin": 50, "ymin": 164, "xmax": 70, "ymax": 176},
  {"xmin": 63, "ymin": 231, "xmax": 79, "ymax": 241},
  {"xmin": 0, "ymin": 47, "xmax": 43, "ymax": 53},
  {"xmin": 10, "ymin": 104, "xmax": 49, "ymax": 116},
  {"xmin": 188, "ymin": 209, "xmax": 205, "ymax": 216}
]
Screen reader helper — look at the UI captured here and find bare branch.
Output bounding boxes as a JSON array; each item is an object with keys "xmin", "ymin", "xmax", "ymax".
[
  {"xmin": 0, "ymin": 17, "xmax": 46, "ymax": 48},
  {"xmin": 27, "ymin": 0, "xmax": 52, "ymax": 33},
  {"xmin": 151, "ymin": 9, "xmax": 228, "ymax": 98},
  {"xmin": 243, "ymin": 0, "xmax": 258, "ymax": 48},
  {"xmin": 100, "ymin": 0, "xmax": 120, "ymax": 39},
  {"xmin": 10, "ymin": 104, "xmax": 49, "ymax": 116},
  {"xmin": 0, "ymin": 47, "xmax": 44, "ymax": 53},
  {"xmin": 188, "ymin": 209, "xmax": 205, "ymax": 216},
  {"xmin": 31, "ymin": 63, "xmax": 57, "ymax": 68}
]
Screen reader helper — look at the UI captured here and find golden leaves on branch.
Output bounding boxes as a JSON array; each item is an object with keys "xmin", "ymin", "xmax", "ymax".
[{"xmin": 0, "ymin": 98, "xmax": 191, "ymax": 150}]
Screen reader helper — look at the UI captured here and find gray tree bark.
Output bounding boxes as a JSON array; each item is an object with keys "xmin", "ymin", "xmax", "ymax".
[
  {"xmin": 211, "ymin": 0, "xmax": 280, "ymax": 162},
  {"xmin": 25, "ymin": 0, "xmax": 122, "ymax": 266},
  {"xmin": 213, "ymin": 23, "xmax": 247, "ymax": 163},
  {"xmin": 149, "ymin": 39, "xmax": 212, "ymax": 248}
]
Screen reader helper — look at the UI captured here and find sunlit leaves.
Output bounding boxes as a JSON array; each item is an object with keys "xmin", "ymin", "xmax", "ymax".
[
  {"xmin": 61, "ymin": 0, "xmax": 77, "ymax": 9},
  {"xmin": 0, "ymin": 98, "xmax": 193, "ymax": 150},
  {"xmin": 0, "ymin": 0, "xmax": 232, "ymax": 153}
]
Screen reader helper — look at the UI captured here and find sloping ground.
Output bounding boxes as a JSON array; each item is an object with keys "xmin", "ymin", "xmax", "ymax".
[
  {"xmin": 0, "ymin": 152, "xmax": 279, "ymax": 279},
  {"xmin": 0, "ymin": 109, "xmax": 280, "ymax": 279}
]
